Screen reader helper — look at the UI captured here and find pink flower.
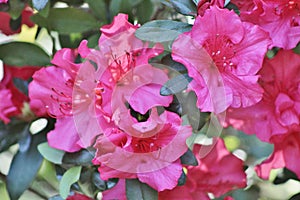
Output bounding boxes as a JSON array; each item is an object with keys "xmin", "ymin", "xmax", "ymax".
[
  {"xmin": 172, "ymin": 6, "xmax": 271, "ymax": 113},
  {"xmin": 0, "ymin": 89, "xmax": 17, "ymax": 123},
  {"xmin": 102, "ymin": 179, "xmax": 126, "ymax": 200},
  {"xmin": 0, "ymin": 65, "xmax": 38, "ymax": 123},
  {"xmin": 197, "ymin": 0, "xmax": 225, "ymax": 16},
  {"xmin": 29, "ymin": 47, "xmax": 104, "ymax": 152},
  {"xmin": 0, "ymin": 6, "xmax": 34, "ymax": 35},
  {"xmin": 256, "ymin": 131, "xmax": 300, "ymax": 179},
  {"xmin": 0, "ymin": 0, "xmax": 8, "ymax": 3},
  {"xmin": 226, "ymin": 50, "xmax": 300, "ymax": 142},
  {"xmin": 159, "ymin": 139, "xmax": 246, "ymax": 199},
  {"xmin": 93, "ymin": 109, "xmax": 192, "ymax": 191},
  {"xmin": 230, "ymin": 0, "xmax": 256, "ymax": 11},
  {"xmin": 240, "ymin": 0, "xmax": 300, "ymax": 49}
]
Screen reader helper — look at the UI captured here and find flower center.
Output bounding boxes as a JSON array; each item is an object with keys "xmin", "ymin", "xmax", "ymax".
[
  {"xmin": 108, "ymin": 50, "xmax": 141, "ymax": 83},
  {"xmin": 274, "ymin": 0, "xmax": 300, "ymax": 16},
  {"xmin": 203, "ymin": 34, "xmax": 236, "ymax": 72}
]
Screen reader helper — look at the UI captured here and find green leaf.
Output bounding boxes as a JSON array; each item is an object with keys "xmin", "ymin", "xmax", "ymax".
[
  {"xmin": 180, "ymin": 149, "xmax": 198, "ymax": 166},
  {"xmin": 62, "ymin": 149, "xmax": 95, "ymax": 166},
  {"xmin": 135, "ymin": 0, "xmax": 154, "ymax": 24},
  {"xmin": 0, "ymin": 182, "xmax": 9, "ymax": 200},
  {"xmin": 59, "ymin": 166, "xmax": 82, "ymax": 199},
  {"xmin": 0, "ymin": 42, "xmax": 50, "ymax": 66},
  {"xmin": 177, "ymin": 170, "xmax": 187, "ymax": 186},
  {"xmin": 32, "ymin": 8, "xmax": 101, "ymax": 34},
  {"xmin": 6, "ymin": 132, "xmax": 46, "ymax": 200},
  {"xmin": 0, "ymin": 120, "xmax": 28, "ymax": 153},
  {"xmin": 84, "ymin": 0, "xmax": 106, "ymax": 21},
  {"xmin": 38, "ymin": 142, "xmax": 65, "ymax": 164},
  {"xmin": 92, "ymin": 172, "xmax": 106, "ymax": 191},
  {"xmin": 170, "ymin": 0, "xmax": 197, "ymax": 16},
  {"xmin": 32, "ymin": 0, "xmax": 48, "ymax": 10},
  {"xmin": 160, "ymin": 73, "xmax": 192, "ymax": 96},
  {"xmin": 161, "ymin": 54, "xmax": 187, "ymax": 72},
  {"xmin": 8, "ymin": 0, "xmax": 24, "ymax": 20},
  {"xmin": 135, "ymin": 20, "xmax": 192, "ymax": 43},
  {"xmin": 126, "ymin": 179, "xmax": 158, "ymax": 200}
]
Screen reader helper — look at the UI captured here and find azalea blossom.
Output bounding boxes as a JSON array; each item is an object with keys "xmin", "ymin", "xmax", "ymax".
[
  {"xmin": 197, "ymin": 0, "xmax": 225, "ymax": 16},
  {"xmin": 101, "ymin": 139, "xmax": 246, "ymax": 199},
  {"xmin": 0, "ymin": 65, "xmax": 38, "ymax": 123},
  {"xmin": 230, "ymin": 0, "xmax": 256, "ymax": 11},
  {"xmin": 256, "ymin": 131, "xmax": 300, "ymax": 179},
  {"xmin": 240, "ymin": 0, "xmax": 300, "ymax": 49},
  {"xmin": 0, "ymin": 6, "xmax": 34, "ymax": 35},
  {"xmin": 93, "ymin": 108, "xmax": 192, "ymax": 192},
  {"xmin": 172, "ymin": 6, "xmax": 271, "ymax": 113},
  {"xmin": 0, "ymin": 89, "xmax": 17, "ymax": 123},
  {"xmin": 159, "ymin": 139, "xmax": 246, "ymax": 199},
  {"xmin": 226, "ymin": 50, "xmax": 300, "ymax": 142},
  {"xmin": 0, "ymin": 0, "xmax": 8, "ymax": 3}
]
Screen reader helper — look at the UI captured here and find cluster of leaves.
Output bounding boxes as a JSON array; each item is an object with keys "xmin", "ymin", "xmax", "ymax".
[{"xmin": 1, "ymin": 0, "xmax": 300, "ymax": 199}]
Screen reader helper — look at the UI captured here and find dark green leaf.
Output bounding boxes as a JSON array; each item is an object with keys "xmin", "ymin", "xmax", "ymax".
[
  {"xmin": 84, "ymin": 0, "xmax": 106, "ymax": 21},
  {"xmin": 32, "ymin": 8, "xmax": 100, "ymax": 34},
  {"xmin": 8, "ymin": 0, "xmax": 24, "ymax": 20},
  {"xmin": 180, "ymin": 149, "xmax": 198, "ymax": 166},
  {"xmin": 0, "ymin": 120, "xmax": 28, "ymax": 153},
  {"xmin": 177, "ymin": 170, "xmax": 187, "ymax": 186},
  {"xmin": 135, "ymin": 20, "xmax": 192, "ymax": 43},
  {"xmin": 160, "ymin": 73, "xmax": 192, "ymax": 96},
  {"xmin": 161, "ymin": 54, "xmax": 187, "ymax": 72},
  {"xmin": 0, "ymin": 42, "xmax": 50, "ymax": 66},
  {"xmin": 135, "ymin": 0, "xmax": 154, "ymax": 24},
  {"xmin": 32, "ymin": 0, "xmax": 48, "ymax": 10},
  {"xmin": 225, "ymin": 2, "xmax": 240, "ymax": 15},
  {"xmin": 59, "ymin": 166, "xmax": 82, "ymax": 199},
  {"xmin": 274, "ymin": 168, "xmax": 299, "ymax": 185},
  {"xmin": 6, "ymin": 132, "xmax": 46, "ymax": 200},
  {"xmin": 62, "ymin": 149, "xmax": 95, "ymax": 166},
  {"xmin": 126, "ymin": 179, "xmax": 158, "ymax": 200},
  {"xmin": 93, "ymin": 172, "xmax": 106, "ymax": 191},
  {"xmin": 170, "ymin": 0, "xmax": 197, "ymax": 16},
  {"xmin": 9, "ymin": 16, "xmax": 21, "ymax": 31},
  {"xmin": 13, "ymin": 78, "xmax": 28, "ymax": 96},
  {"xmin": 87, "ymin": 33, "xmax": 100, "ymax": 48}
]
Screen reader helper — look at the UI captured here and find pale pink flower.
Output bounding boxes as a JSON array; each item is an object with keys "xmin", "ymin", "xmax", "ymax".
[
  {"xmin": 93, "ymin": 109, "xmax": 192, "ymax": 192},
  {"xmin": 172, "ymin": 6, "xmax": 271, "ymax": 113},
  {"xmin": 226, "ymin": 50, "xmax": 300, "ymax": 142},
  {"xmin": 240, "ymin": 0, "xmax": 300, "ymax": 49},
  {"xmin": 0, "ymin": 0, "xmax": 8, "ymax": 3},
  {"xmin": 159, "ymin": 139, "xmax": 246, "ymax": 199},
  {"xmin": 256, "ymin": 131, "xmax": 300, "ymax": 179}
]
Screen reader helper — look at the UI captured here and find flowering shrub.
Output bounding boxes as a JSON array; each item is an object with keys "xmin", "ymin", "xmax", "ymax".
[{"xmin": 0, "ymin": 0, "xmax": 300, "ymax": 200}]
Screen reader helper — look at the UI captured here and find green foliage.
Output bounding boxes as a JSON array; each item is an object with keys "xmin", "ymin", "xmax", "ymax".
[
  {"xmin": 62, "ymin": 149, "xmax": 95, "ymax": 167},
  {"xmin": 59, "ymin": 166, "xmax": 82, "ymax": 199},
  {"xmin": 160, "ymin": 73, "xmax": 192, "ymax": 95},
  {"xmin": 180, "ymin": 149, "xmax": 198, "ymax": 166},
  {"xmin": 135, "ymin": 20, "xmax": 192, "ymax": 43},
  {"xmin": 6, "ymin": 132, "xmax": 46, "ymax": 200},
  {"xmin": 126, "ymin": 179, "xmax": 158, "ymax": 200},
  {"xmin": 0, "ymin": 42, "xmax": 50, "ymax": 66},
  {"xmin": 169, "ymin": 0, "xmax": 197, "ymax": 16},
  {"xmin": 38, "ymin": 142, "xmax": 65, "ymax": 164}
]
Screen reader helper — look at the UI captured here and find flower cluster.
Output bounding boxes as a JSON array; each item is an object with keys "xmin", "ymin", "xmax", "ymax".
[{"xmin": 1, "ymin": 0, "xmax": 300, "ymax": 199}]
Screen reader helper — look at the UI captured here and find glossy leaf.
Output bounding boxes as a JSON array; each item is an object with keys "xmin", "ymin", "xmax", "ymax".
[
  {"xmin": 170, "ymin": 0, "xmax": 197, "ymax": 16},
  {"xmin": 31, "ymin": 8, "xmax": 100, "ymax": 34},
  {"xmin": 62, "ymin": 149, "xmax": 94, "ymax": 166},
  {"xmin": 6, "ymin": 132, "xmax": 46, "ymax": 200},
  {"xmin": 8, "ymin": 0, "xmax": 24, "ymax": 20},
  {"xmin": 59, "ymin": 166, "xmax": 82, "ymax": 199},
  {"xmin": 38, "ymin": 142, "xmax": 65, "ymax": 164},
  {"xmin": 84, "ymin": 0, "xmax": 106, "ymax": 21},
  {"xmin": 161, "ymin": 54, "xmax": 187, "ymax": 72},
  {"xmin": 135, "ymin": 20, "xmax": 192, "ymax": 43},
  {"xmin": 0, "ymin": 120, "xmax": 28, "ymax": 153},
  {"xmin": 126, "ymin": 179, "xmax": 158, "ymax": 200},
  {"xmin": 177, "ymin": 170, "xmax": 187, "ymax": 186},
  {"xmin": 180, "ymin": 149, "xmax": 198, "ymax": 166},
  {"xmin": 135, "ymin": 0, "xmax": 154, "ymax": 24},
  {"xmin": 0, "ymin": 42, "xmax": 50, "ymax": 66},
  {"xmin": 160, "ymin": 73, "xmax": 192, "ymax": 96}
]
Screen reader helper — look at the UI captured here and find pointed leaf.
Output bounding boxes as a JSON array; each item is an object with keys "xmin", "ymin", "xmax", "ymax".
[
  {"xmin": 59, "ymin": 166, "xmax": 82, "ymax": 199},
  {"xmin": 180, "ymin": 149, "xmax": 198, "ymax": 166},
  {"xmin": 0, "ymin": 42, "xmax": 50, "ymax": 66},
  {"xmin": 170, "ymin": 0, "xmax": 197, "ymax": 16},
  {"xmin": 135, "ymin": 20, "xmax": 192, "ymax": 43},
  {"xmin": 62, "ymin": 149, "xmax": 94, "ymax": 166},
  {"xmin": 126, "ymin": 179, "xmax": 158, "ymax": 200},
  {"xmin": 160, "ymin": 73, "xmax": 192, "ymax": 96},
  {"xmin": 38, "ymin": 142, "xmax": 65, "ymax": 164}
]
